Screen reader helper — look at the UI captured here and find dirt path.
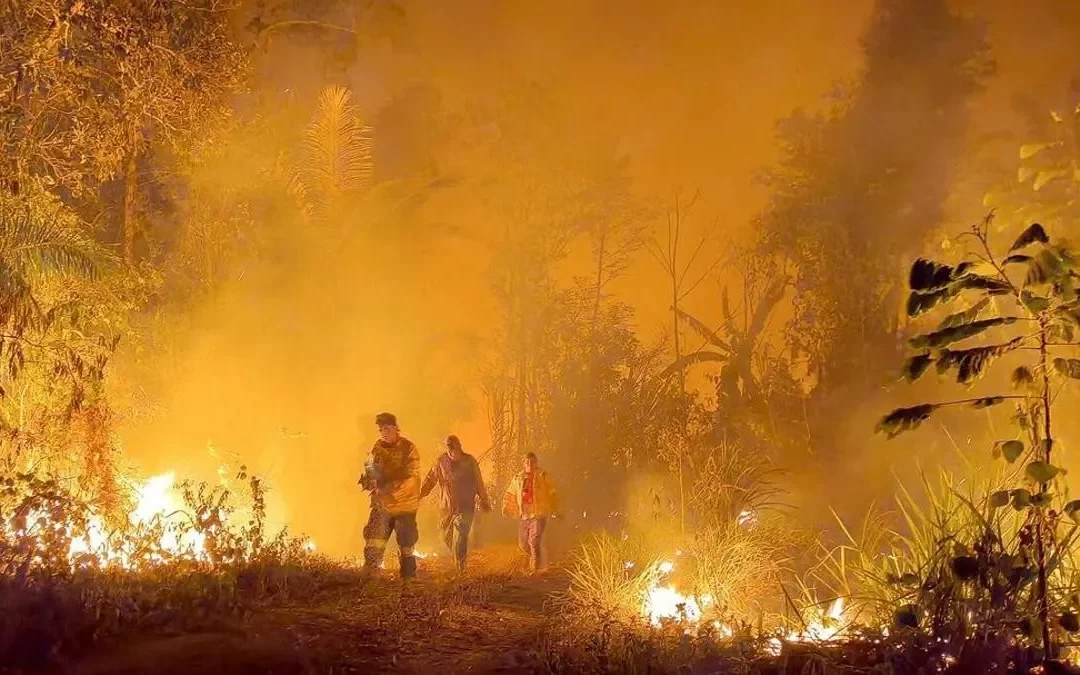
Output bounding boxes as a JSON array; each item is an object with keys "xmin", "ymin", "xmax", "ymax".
[{"xmin": 58, "ymin": 550, "xmax": 567, "ymax": 675}]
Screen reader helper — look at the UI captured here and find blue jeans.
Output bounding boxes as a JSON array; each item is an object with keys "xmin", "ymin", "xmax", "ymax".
[{"xmin": 440, "ymin": 510, "xmax": 475, "ymax": 568}]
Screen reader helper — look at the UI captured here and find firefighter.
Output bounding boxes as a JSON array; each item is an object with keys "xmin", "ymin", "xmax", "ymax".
[
  {"xmin": 419, "ymin": 435, "xmax": 491, "ymax": 571},
  {"xmin": 358, "ymin": 412, "xmax": 421, "ymax": 578},
  {"xmin": 501, "ymin": 452, "xmax": 559, "ymax": 572}
]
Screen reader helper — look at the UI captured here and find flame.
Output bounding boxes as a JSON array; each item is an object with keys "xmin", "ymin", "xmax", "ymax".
[
  {"xmin": 635, "ymin": 554, "xmax": 848, "ymax": 651},
  {"xmin": 131, "ymin": 472, "xmax": 178, "ymax": 523},
  {"xmin": 68, "ymin": 471, "xmax": 207, "ymax": 567},
  {"xmin": 766, "ymin": 637, "xmax": 783, "ymax": 656},
  {"xmin": 8, "ymin": 465, "xmax": 312, "ymax": 572},
  {"xmin": 645, "ymin": 585, "xmax": 702, "ymax": 626},
  {"xmin": 640, "ymin": 559, "xmax": 720, "ymax": 631},
  {"xmin": 787, "ymin": 597, "xmax": 846, "ymax": 642}
]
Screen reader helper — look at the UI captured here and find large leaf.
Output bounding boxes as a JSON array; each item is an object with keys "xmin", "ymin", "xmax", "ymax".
[
  {"xmin": 1010, "ymin": 224, "xmax": 1050, "ymax": 251},
  {"xmin": 1020, "ymin": 290, "xmax": 1050, "ymax": 313},
  {"xmin": 1026, "ymin": 461, "xmax": 1064, "ymax": 484},
  {"xmin": 1011, "ymin": 366, "xmax": 1035, "ymax": 390},
  {"xmin": 660, "ymin": 351, "xmax": 727, "ymax": 378},
  {"xmin": 993, "ymin": 439, "xmax": 1025, "ymax": 463},
  {"xmin": 1064, "ymin": 500, "xmax": 1080, "ymax": 525},
  {"xmin": 907, "ymin": 286, "xmax": 955, "ymax": 317},
  {"xmin": 908, "ymin": 317, "xmax": 1017, "ymax": 350},
  {"xmin": 1012, "ymin": 489, "xmax": 1032, "ymax": 510},
  {"xmin": 1026, "ymin": 249, "xmax": 1067, "ymax": 287},
  {"xmin": 907, "ymin": 273, "xmax": 1006, "ymax": 318},
  {"xmin": 989, "ymin": 491, "xmax": 1010, "ymax": 508},
  {"xmin": 935, "ymin": 338, "xmax": 1022, "ymax": 384},
  {"xmin": 1054, "ymin": 358, "xmax": 1080, "ymax": 379},
  {"xmin": 1048, "ymin": 320, "xmax": 1077, "ymax": 343},
  {"xmin": 1004, "ymin": 254, "xmax": 1032, "ymax": 266},
  {"xmin": 877, "ymin": 404, "xmax": 939, "ymax": 439},
  {"xmin": 1055, "ymin": 304, "xmax": 1080, "ymax": 327},
  {"xmin": 938, "ymin": 299, "xmax": 989, "ymax": 330},
  {"xmin": 953, "ymin": 274, "xmax": 1012, "ymax": 295},
  {"xmin": 902, "ymin": 353, "xmax": 934, "ymax": 382},
  {"xmin": 909, "ymin": 259, "xmax": 969, "ymax": 292}
]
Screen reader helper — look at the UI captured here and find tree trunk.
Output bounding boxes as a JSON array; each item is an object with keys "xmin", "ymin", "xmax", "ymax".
[{"xmin": 123, "ymin": 149, "xmax": 139, "ymax": 265}]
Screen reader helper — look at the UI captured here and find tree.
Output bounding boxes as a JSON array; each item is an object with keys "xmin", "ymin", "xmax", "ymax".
[
  {"xmin": 879, "ymin": 216, "xmax": 1080, "ymax": 659},
  {"xmin": 756, "ymin": 0, "xmax": 993, "ymax": 406},
  {"xmin": 645, "ymin": 192, "xmax": 728, "ymax": 534},
  {"xmin": 0, "ymin": 182, "xmax": 125, "ymax": 505},
  {"xmin": 464, "ymin": 85, "xmax": 640, "ymax": 494},
  {"xmin": 664, "ymin": 253, "xmax": 812, "ymax": 455},
  {"xmin": 0, "ymin": 0, "xmax": 247, "ymax": 262},
  {"xmin": 289, "ymin": 85, "xmax": 374, "ymax": 228}
]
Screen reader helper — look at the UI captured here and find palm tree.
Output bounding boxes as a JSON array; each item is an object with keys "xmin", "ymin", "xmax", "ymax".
[
  {"xmin": 0, "ymin": 185, "xmax": 110, "ymax": 392},
  {"xmin": 289, "ymin": 85, "xmax": 374, "ymax": 224}
]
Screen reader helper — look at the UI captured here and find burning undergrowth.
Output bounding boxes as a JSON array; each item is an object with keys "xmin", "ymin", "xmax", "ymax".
[
  {"xmin": 0, "ymin": 465, "xmax": 327, "ymax": 669},
  {"xmin": 557, "ymin": 508, "xmax": 842, "ymax": 652}
]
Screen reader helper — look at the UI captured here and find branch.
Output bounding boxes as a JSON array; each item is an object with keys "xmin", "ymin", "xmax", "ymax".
[
  {"xmin": 929, "ymin": 395, "xmax": 1029, "ymax": 408},
  {"xmin": 256, "ymin": 20, "xmax": 358, "ymax": 37}
]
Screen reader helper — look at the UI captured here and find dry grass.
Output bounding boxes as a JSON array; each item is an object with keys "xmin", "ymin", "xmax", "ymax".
[
  {"xmin": 691, "ymin": 516, "xmax": 792, "ymax": 621},
  {"xmin": 558, "ymin": 531, "xmax": 662, "ymax": 623}
]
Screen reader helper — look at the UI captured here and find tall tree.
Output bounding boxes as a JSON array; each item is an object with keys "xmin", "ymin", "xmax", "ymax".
[
  {"xmin": 0, "ymin": 0, "xmax": 246, "ymax": 262},
  {"xmin": 756, "ymin": 0, "xmax": 994, "ymax": 409}
]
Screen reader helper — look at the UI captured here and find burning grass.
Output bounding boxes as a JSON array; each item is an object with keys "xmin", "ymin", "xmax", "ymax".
[{"xmin": 0, "ymin": 466, "xmax": 328, "ymax": 669}]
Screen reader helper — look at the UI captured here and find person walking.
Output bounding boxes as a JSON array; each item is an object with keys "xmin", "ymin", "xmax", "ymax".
[
  {"xmin": 501, "ymin": 452, "xmax": 559, "ymax": 573},
  {"xmin": 358, "ymin": 412, "xmax": 421, "ymax": 578},
  {"xmin": 419, "ymin": 435, "xmax": 491, "ymax": 571}
]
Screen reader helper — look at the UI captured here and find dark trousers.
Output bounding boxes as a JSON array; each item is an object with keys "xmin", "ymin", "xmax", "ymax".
[
  {"xmin": 517, "ymin": 517, "xmax": 547, "ymax": 571},
  {"xmin": 363, "ymin": 508, "xmax": 418, "ymax": 577},
  {"xmin": 439, "ymin": 509, "xmax": 475, "ymax": 569}
]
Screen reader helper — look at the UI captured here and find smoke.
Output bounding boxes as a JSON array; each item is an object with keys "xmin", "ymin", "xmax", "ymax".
[{"xmin": 103, "ymin": 0, "xmax": 1080, "ymax": 556}]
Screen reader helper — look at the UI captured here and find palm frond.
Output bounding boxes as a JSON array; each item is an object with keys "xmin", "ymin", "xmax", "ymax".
[
  {"xmin": 0, "ymin": 190, "xmax": 109, "ymax": 282},
  {"xmin": 0, "ymin": 188, "xmax": 111, "ymax": 385},
  {"xmin": 675, "ymin": 308, "xmax": 731, "ymax": 352},
  {"xmin": 660, "ymin": 350, "xmax": 727, "ymax": 379},
  {"xmin": 295, "ymin": 85, "xmax": 373, "ymax": 213}
]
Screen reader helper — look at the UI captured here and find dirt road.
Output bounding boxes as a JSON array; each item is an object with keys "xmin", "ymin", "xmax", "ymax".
[{"xmin": 59, "ymin": 549, "xmax": 566, "ymax": 675}]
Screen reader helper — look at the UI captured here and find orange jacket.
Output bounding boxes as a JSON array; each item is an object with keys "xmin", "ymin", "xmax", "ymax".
[
  {"xmin": 366, "ymin": 437, "xmax": 421, "ymax": 514},
  {"xmin": 502, "ymin": 468, "xmax": 559, "ymax": 519}
]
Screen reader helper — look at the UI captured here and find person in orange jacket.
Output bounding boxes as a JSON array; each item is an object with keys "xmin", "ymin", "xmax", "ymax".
[
  {"xmin": 501, "ymin": 452, "xmax": 559, "ymax": 572},
  {"xmin": 358, "ymin": 412, "xmax": 421, "ymax": 577}
]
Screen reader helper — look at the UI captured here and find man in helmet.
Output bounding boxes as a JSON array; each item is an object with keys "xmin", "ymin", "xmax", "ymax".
[
  {"xmin": 420, "ymin": 435, "xmax": 491, "ymax": 571},
  {"xmin": 358, "ymin": 412, "xmax": 421, "ymax": 578}
]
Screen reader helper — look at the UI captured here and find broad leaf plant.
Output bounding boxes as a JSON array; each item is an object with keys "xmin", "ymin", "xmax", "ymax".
[{"xmin": 879, "ymin": 216, "xmax": 1080, "ymax": 658}]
